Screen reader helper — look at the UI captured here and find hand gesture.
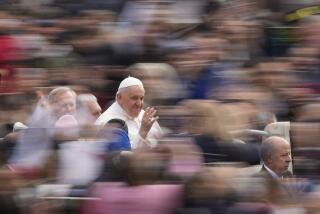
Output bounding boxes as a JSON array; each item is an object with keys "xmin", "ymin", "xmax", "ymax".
[{"xmin": 139, "ymin": 107, "xmax": 159, "ymax": 139}]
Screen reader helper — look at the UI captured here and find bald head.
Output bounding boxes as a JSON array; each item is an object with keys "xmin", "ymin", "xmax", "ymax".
[{"xmin": 261, "ymin": 136, "xmax": 292, "ymax": 176}]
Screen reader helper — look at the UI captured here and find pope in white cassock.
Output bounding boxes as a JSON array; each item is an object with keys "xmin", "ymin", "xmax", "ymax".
[{"xmin": 95, "ymin": 76, "xmax": 163, "ymax": 149}]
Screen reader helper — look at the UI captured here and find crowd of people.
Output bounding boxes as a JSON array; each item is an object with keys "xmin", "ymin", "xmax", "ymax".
[{"xmin": 0, "ymin": 0, "xmax": 320, "ymax": 213}]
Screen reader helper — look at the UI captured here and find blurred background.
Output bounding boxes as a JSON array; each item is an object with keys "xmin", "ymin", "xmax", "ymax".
[{"xmin": 0, "ymin": 0, "xmax": 320, "ymax": 213}]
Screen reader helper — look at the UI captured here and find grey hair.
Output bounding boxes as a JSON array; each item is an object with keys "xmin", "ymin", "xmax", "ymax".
[
  {"xmin": 77, "ymin": 93, "xmax": 99, "ymax": 109},
  {"xmin": 77, "ymin": 93, "xmax": 98, "ymax": 103},
  {"xmin": 260, "ymin": 137, "xmax": 276, "ymax": 163},
  {"xmin": 47, "ymin": 86, "xmax": 76, "ymax": 104}
]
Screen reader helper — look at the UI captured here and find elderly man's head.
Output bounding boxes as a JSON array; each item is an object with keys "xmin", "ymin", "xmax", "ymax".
[
  {"xmin": 261, "ymin": 136, "xmax": 292, "ymax": 176},
  {"xmin": 77, "ymin": 93, "xmax": 102, "ymax": 122},
  {"xmin": 116, "ymin": 77, "xmax": 145, "ymax": 118},
  {"xmin": 48, "ymin": 87, "xmax": 77, "ymax": 119}
]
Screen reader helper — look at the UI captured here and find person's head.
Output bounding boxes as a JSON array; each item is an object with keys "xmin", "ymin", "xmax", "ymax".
[
  {"xmin": 116, "ymin": 77, "xmax": 145, "ymax": 118},
  {"xmin": 97, "ymin": 119, "xmax": 130, "ymax": 152},
  {"xmin": 77, "ymin": 93, "xmax": 102, "ymax": 122},
  {"xmin": 48, "ymin": 87, "xmax": 77, "ymax": 120},
  {"xmin": 107, "ymin": 118, "xmax": 128, "ymax": 134},
  {"xmin": 261, "ymin": 136, "xmax": 292, "ymax": 176}
]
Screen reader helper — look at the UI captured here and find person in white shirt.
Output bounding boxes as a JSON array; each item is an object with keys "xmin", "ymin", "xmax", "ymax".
[{"xmin": 95, "ymin": 76, "xmax": 162, "ymax": 149}]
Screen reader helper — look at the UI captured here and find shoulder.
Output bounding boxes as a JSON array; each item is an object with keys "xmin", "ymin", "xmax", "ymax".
[
  {"xmin": 253, "ymin": 166, "xmax": 269, "ymax": 178},
  {"xmin": 96, "ymin": 102, "xmax": 125, "ymax": 125}
]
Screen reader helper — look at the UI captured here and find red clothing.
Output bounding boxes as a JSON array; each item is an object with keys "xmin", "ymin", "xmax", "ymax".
[{"xmin": 0, "ymin": 35, "xmax": 19, "ymax": 93}]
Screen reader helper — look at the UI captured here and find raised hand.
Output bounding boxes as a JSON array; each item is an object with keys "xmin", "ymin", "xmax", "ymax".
[{"xmin": 139, "ymin": 107, "xmax": 159, "ymax": 139}]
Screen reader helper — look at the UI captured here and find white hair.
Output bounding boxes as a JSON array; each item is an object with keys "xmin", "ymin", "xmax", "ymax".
[
  {"xmin": 48, "ymin": 86, "xmax": 76, "ymax": 104},
  {"xmin": 77, "ymin": 93, "xmax": 98, "ymax": 103}
]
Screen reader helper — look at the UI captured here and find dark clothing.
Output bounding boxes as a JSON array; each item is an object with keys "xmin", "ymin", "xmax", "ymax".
[
  {"xmin": 193, "ymin": 135, "xmax": 261, "ymax": 165},
  {"xmin": 183, "ymin": 64, "xmax": 229, "ymax": 100}
]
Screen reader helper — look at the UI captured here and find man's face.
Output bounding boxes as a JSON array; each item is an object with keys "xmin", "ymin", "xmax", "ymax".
[
  {"xmin": 51, "ymin": 91, "xmax": 77, "ymax": 119},
  {"xmin": 117, "ymin": 85, "xmax": 145, "ymax": 118},
  {"xmin": 268, "ymin": 140, "xmax": 292, "ymax": 176}
]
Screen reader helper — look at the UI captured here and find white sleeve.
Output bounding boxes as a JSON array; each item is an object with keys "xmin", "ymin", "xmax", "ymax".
[{"xmin": 130, "ymin": 121, "xmax": 163, "ymax": 149}]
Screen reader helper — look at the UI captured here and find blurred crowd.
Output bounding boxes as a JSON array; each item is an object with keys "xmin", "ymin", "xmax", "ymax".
[{"xmin": 0, "ymin": 0, "xmax": 320, "ymax": 213}]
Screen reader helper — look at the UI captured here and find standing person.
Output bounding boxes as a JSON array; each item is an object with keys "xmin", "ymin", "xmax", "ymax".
[
  {"xmin": 0, "ymin": 86, "xmax": 78, "ymax": 210},
  {"xmin": 8, "ymin": 86, "xmax": 77, "ymax": 173},
  {"xmin": 96, "ymin": 76, "xmax": 162, "ymax": 149}
]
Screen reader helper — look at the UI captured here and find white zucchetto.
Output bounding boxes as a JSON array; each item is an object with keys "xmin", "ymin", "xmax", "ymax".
[{"xmin": 118, "ymin": 76, "xmax": 144, "ymax": 90}]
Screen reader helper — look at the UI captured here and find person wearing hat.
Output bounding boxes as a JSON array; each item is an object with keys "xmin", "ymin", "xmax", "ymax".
[{"xmin": 96, "ymin": 76, "xmax": 162, "ymax": 149}]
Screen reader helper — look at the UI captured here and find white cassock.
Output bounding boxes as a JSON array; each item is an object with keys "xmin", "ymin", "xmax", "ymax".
[{"xmin": 95, "ymin": 101, "xmax": 162, "ymax": 149}]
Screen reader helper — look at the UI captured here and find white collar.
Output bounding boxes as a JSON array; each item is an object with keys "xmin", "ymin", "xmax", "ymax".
[{"xmin": 115, "ymin": 101, "xmax": 141, "ymax": 121}]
